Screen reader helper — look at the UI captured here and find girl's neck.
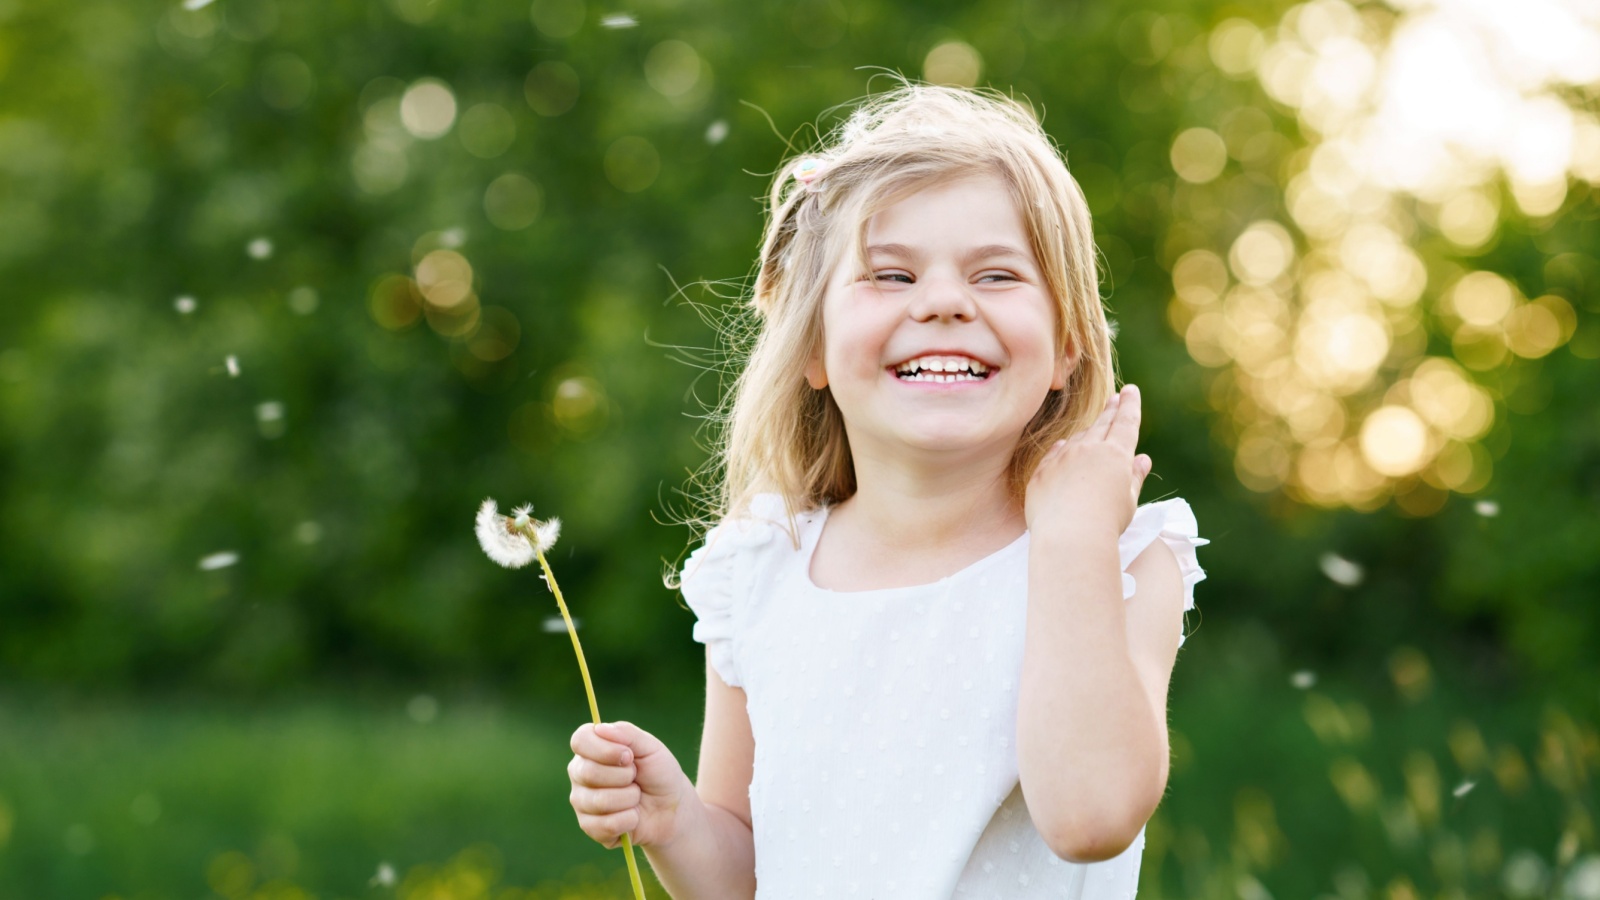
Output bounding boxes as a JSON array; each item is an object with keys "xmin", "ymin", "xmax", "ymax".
[{"xmin": 833, "ymin": 453, "xmax": 1025, "ymax": 557}]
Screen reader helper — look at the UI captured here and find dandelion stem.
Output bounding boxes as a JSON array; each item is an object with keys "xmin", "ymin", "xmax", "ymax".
[{"xmin": 534, "ymin": 545, "xmax": 648, "ymax": 900}]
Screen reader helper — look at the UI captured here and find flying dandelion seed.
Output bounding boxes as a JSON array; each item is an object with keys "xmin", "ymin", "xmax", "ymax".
[
  {"xmin": 174, "ymin": 295, "xmax": 197, "ymax": 314},
  {"xmin": 543, "ymin": 615, "xmax": 581, "ymax": 633},
  {"xmin": 1291, "ymin": 670, "xmax": 1317, "ymax": 689},
  {"xmin": 1107, "ymin": 318, "xmax": 1120, "ymax": 340},
  {"xmin": 247, "ymin": 237, "xmax": 274, "ymax": 259},
  {"xmin": 601, "ymin": 12, "xmax": 638, "ymax": 28},
  {"xmin": 1453, "ymin": 780, "xmax": 1477, "ymax": 798},
  {"xmin": 293, "ymin": 521, "xmax": 323, "ymax": 545},
  {"xmin": 225, "ymin": 355, "xmax": 239, "ymax": 377},
  {"xmin": 705, "ymin": 119, "xmax": 729, "ymax": 144},
  {"xmin": 1319, "ymin": 552, "xmax": 1365, "ymax": 587},
  {"xmin": 198, "ymin": 551, "xmax": 239, "ymax": 571},
  {"xmin": 182, "ymin": 0, "xmax": 217, "ymax": 9},
  {"xmin": 369, "ymin": 863, "xmax": 397, "ymax": 888},
  {"xmin": 439, "ymin": 227, "xmax": 466, "ymax": 248},
  {"xmin": 1475, "ymin": 500, "xmax": 1500, "ymax": 517}
]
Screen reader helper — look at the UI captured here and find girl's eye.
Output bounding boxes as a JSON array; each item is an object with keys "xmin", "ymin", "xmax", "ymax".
[
  {"xmin": 867, "ymin": 271, "xmax": 913, "ymax": 284},
  {"xmin": 979, "ymin": 272, "xmax": 1017, "ymax": 283}
]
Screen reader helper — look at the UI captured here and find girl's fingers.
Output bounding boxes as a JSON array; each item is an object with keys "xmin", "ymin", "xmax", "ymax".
[
  {"xmin": 582, "ymin": 808, "xmax": 640, "ymax": 850},
  {"xmin": 1106, "ymin": 384, "xmax": 1142, "ymax": 448},
  {"xmin": 570, "ymin": 723, "xmax": 635, "ymax": 767},
  {"xmin": 1131, "ymin": 453, "xmax": 1152, "ymax": 501},
  {"xmin": 568, "ymin": 754, "xmax": 636, "ymax": 788},
  {"xmin": 571, "ymin": 783, "xmax": 642, "ymax": 816}
]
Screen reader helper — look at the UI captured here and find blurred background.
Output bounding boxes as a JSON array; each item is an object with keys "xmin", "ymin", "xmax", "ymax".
[{"xmin": 0, "ymin": 0, "xmax": 1596, "ymax": 896}]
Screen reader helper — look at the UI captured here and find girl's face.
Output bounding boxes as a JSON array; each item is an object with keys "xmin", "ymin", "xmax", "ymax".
[{"xmin": 806, "ymin": 174, "xmax": 1073, "ymax": 468}]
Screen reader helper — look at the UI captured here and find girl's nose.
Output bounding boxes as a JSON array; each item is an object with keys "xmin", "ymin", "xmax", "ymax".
[{"xmin": 908, "ymin": 273, "xmax": 977, "ymax": 322}]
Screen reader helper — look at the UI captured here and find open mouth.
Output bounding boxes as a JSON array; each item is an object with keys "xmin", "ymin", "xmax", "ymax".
[{"xmin": 890, "ymin": 354, "xmax": 994, "ymax": 383}]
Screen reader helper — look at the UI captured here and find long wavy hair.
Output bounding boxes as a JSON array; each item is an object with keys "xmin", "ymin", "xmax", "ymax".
[{"xmin": 689, "ymin": 82, "xmax": 1117, "ymax": 548}]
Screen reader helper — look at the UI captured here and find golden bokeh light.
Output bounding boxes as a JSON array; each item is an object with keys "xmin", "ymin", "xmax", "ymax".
[
  {"xmin": 923, "ymin": 41, "xmax": 983, "ymax": 88},
  {"xmin": 415, "ymin": 249, "xmax": 473, "ymax": 309},
  {"xmin": 399, "ymin": 78, "xmax": 456, "ymax": 140},
  {"xmin": 1179, "ymin": 0, "xmax": 1599, "ymax": 511},
  {"xmin": 1360, "ymin": 406, "xmax": 1430, "ymax": 478},
  {"xmin": 1229, "ymin": 221, "xmax": 1295, "ymax": 285},
  {"xmin": 1171, "ymin": 128, "xmax": 1228, "ymax": 184}
]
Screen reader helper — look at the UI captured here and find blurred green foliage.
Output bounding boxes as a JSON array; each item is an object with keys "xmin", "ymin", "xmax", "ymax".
[{"xmin": 0, "ymin": 0, "xmax": 1597, "ymax": 895}]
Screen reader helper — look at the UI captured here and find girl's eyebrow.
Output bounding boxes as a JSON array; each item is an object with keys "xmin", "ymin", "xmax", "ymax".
[{"xmin": 865, "ymin": 243, "xmax": 1034, "ymax": 265}]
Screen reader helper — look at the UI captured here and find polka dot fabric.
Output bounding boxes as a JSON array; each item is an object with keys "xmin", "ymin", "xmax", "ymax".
[{"xmin": 681, "ymin": 494, "xmax": 1206, "ymax": 897}]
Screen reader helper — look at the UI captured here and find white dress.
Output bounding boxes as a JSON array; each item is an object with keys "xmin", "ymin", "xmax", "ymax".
[{"xmin": 681, "ymin": 493, "xmax": 1207, "ymax": 899}]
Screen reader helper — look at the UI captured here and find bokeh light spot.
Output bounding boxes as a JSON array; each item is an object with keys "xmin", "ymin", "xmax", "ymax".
[
  {"xmin": 484, "ymin": 173, "xmax": 543, "ymax": 230},
  {"xmin": 1360, "ymin": 406, "xmax": 1430, "ymax": 477},
  {"xmin": 1229, "ymin": 221, "xmax": 1295, "ymax": 285},
  {"xmin": 603, "ymin": 136, "xmax": 660, "ymax": 193},
  {"xmin": 924, "ymin": 41, "xmax": 983, "ymax": 87},
  {"xmin": 1171, "ymin": 128, "xmax": 1228, "ymax": 184},
  {"xmin": 644, "ymin": 40, "xmax": 702, "ymax": 97},
  {"xmin": 400, "ymin": 79, "xmax": 457, "ymax": 139},
  {"xmin": 458, "ymin": 103, "xmax": 516, "ymax": 159},
  {"xmin": 524, "ymin": 62, "xmax": 580, "ymax": 116}
]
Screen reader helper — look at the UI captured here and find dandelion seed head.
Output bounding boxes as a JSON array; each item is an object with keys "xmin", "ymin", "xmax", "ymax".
[
  {"xmin": 198, "ymin": 551, "xmax": 239, "ymax": 571},
  {"xmin": 1319, "ymin": 552, "xmax": 1365, "ymax": 587},
  {"xmin": 475, "ymin": 498, "xmax": 536, "ymax": 568},
  {"xmin": 511, "ymin": 503, "xmax": 533, "ymax": 529},
  {"xmin": 535, "ymin": 516, "xmax": 561, "ymax": 552}
]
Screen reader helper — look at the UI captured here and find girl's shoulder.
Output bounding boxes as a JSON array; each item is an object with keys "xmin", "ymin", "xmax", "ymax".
[
  {"xmin": 679, "ymin": 492, "xmax": 811, "ymax": 688},
  {"xmin": 1117, "ymin": 497, "xmax": 1210, "ymax": 612}
]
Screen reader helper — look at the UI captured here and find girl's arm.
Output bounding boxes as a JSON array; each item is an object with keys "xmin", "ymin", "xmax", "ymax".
[
  {"xmin": 1017, "ymin": 528, "xmax": 1185, "ymax": 862},
  {"xmin": 640, "ymin": 654, "xmax": 757, "ymax": 898},
  {"xmin": 1016, "ymin": 385, "xmax": 1186, "ymax": 862}
]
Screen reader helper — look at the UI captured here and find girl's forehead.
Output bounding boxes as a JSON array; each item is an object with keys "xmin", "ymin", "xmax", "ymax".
[{"xmin": 861, "ymin": 175, "xmax": 1025, "ymax": 239}]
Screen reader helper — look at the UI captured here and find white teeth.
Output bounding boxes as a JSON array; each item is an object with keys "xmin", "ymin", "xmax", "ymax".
[{"xmin": 893, "ymin": 354, "xmax": 991, "ymax": 377}]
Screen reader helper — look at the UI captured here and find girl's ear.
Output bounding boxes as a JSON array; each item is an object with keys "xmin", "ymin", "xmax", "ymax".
[
  {"xmin": 1050, "ymin": 340, "xmax": 1079, "ymax": 391},
  {"xmin": 804, "ymin": 349, "xmax": 828, "ymax": 389}
]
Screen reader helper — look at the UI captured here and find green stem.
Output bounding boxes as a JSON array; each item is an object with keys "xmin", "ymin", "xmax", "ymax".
[{"xmin": 534, "ymin": 545, "xmax": 648, "ymax": 900}]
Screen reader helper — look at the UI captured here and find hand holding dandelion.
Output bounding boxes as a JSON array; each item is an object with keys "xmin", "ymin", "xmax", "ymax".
[{"xmin": 475, "ymin": 499, "xmax": 648, "ymax": 900}]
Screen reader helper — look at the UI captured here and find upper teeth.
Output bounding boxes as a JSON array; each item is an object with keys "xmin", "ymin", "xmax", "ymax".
[{"xmin": 894, "ymin": 355, "xmax": 990, "ymax": 375}]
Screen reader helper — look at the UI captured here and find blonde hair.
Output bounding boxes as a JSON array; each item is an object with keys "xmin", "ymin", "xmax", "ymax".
[{"xmin": 700, "ymin": 82, "xmax": 1117, "ymax": 537}]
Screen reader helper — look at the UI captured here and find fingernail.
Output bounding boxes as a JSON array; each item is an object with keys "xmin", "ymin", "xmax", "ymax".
[{"xmin": 620, "ymin": 750, "xmax": 633, "ymax": 765}]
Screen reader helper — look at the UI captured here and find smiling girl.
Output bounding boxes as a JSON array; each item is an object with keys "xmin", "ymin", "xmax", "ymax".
[{"xmin": 565, "ymin": 83, "xmax": 1207, "ymax": 897}]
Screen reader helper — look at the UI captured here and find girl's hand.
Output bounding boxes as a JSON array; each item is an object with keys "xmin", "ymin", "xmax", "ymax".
[
  {"xmin": 568, "ymin": 720, "xmax": 691, "ymax": 850},
  {"xmin": 1024, "ymin": 384, "xmax": 1152, "ymax": 538}
]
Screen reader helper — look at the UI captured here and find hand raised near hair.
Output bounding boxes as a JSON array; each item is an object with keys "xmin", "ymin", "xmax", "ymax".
[{"xmin": 1024, "ymin": 384, "xmax": 1152, "ymax": 540}]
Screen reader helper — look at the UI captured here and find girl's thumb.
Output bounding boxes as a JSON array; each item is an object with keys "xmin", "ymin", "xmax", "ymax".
[{"xmin": 598, "ymin": 720, "xmax": 662, "ymax": 755}]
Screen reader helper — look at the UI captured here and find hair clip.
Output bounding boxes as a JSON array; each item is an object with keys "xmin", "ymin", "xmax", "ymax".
[{"xmin": 793, "ymin": 158, "xmax": 826, "ymax": 193}]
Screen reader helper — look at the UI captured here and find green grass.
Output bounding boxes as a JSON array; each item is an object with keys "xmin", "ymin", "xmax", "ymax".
[
  {"xmin": 0, "ymin": 634, "xmax": 1595, "ymax": 900},
  {"xmin": 0, "ymin": 690, "xmax": 690, "ymax": 899}
]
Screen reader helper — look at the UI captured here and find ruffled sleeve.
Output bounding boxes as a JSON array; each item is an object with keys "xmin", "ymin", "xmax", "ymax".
[
  {"xmin": 1117, "ymin": 498, "xmax": 1209, "ymax": 647},
  {"xmin": 679, "ymin": 493, "xmax": 788, "ymax": 688}
]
